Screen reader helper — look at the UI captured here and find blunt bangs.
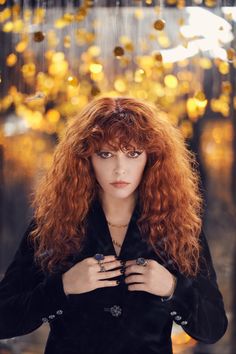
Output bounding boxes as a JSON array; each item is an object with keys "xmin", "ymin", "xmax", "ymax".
[{"xmin": 85, "ymin": 111, "xmax": 151, "ymax": 155}]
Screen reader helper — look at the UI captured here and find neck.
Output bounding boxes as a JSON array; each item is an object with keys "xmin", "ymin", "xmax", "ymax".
[{"xmin": 98, "ymin": 192, "xmax": 137, "ymax": 223}]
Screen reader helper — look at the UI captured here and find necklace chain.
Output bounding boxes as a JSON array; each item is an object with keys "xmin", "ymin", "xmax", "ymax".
[
  {"xmin": 112, "ymin": 239, "xmax": 122, "ymax": 248},
  {"xmin": 107, "ymin": 221, "xmax": 129, "ymax": 228},
  {"xmin": 107, "ymin": 220, "xmax": 129, "ymax": 248}
]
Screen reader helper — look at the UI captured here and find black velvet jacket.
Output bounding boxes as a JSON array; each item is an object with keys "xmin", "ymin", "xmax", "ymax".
[{"xmin": 0, "ymin": 199, "xmax": 228, "ymax": 354}]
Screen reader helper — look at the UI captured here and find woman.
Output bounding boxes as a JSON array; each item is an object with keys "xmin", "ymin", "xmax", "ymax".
[{"xmin": 0, "ymin": 97, "xmax": 228, "ymax": 354}]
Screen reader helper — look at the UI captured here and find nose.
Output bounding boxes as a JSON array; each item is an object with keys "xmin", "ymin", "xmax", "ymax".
[
  {"xmin": 113, "ymin": 156, "xmax": 127, "ymax": 176},
  {"xmin": 114, "ymin": 168, "xmax": 126, "ymax": 176}
]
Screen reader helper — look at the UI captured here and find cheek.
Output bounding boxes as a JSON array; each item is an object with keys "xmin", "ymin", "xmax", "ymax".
[
  {"xmin": 132, "ymin": 162, "xmax": 146, "ymax": 182},
  {"xmin": 91, "ymin": 159, "xmax": 111, "ymax": 184},
  {"xmin": 90, "ymin": 157, "xmax": 102, "ymax": 179},
  {"xmin": 138, "ymin": 155, "xmax": 147, "ymax": 173},
  {"xmin": 136, "ymin": 158, "xmax": 147, "ymax": 180}
]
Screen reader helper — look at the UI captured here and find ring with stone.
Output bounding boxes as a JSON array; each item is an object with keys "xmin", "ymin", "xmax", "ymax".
[
  {"xmin": 136, "ymin": 257, "xmax": 149, "ymax": 267},
  {"xmin": 94, "ymin": 253, "xmax": 105, "ymax": 262}
]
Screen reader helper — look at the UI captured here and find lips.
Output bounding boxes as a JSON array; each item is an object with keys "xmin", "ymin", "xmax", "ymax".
[
  {"xmin": 111, "ymin": 182, "xmax": 130, "ymax": 185},
  {"xmin": 111, "ymin": 181, "xmax": 130, "ymax": 188}
]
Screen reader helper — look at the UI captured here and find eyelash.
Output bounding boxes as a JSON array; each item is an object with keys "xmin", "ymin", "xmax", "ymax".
[{"xmin": 96, "ymin": 150, "xmax": 143, "ymax": 159}]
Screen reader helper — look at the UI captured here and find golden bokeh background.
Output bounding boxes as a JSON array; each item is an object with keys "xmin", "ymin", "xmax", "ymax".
[{"xmin": 0, "ymin": 2, "xmax": 235, "ymax": 354}]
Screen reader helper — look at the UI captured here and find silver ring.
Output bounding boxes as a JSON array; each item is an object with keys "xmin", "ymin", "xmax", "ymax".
[
  {"xmin": 136, "ymin": 257, "xmax": 149, "ymax": 267},
  {"xmin": 99, "ymin": 264, "xmax": 106, "ymax": 272}
]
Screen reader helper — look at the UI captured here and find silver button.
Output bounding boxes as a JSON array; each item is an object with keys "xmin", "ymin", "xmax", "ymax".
[
  {"xmin": 56, "ymin": 310, "xmax": 63, "ymax": 315},
  {"xmin": 175, "ymin": 315, "xmax": 182, "ymax": 321},
  {"xmin": 111, "ymin": 305, "xmax": 122, "ymax": 317},
  {"xmin": 42, "ymin": 317, "xmax": 48, "ymax": 323},
  {"xmin": 104, "ymin": 305, "xmax": 122, "ymax": 317},
  {"xmin": 170, "ymin": 311, "xmax": 177, "ymax": 316},
  {"xmin": 181, "ymin": 320, "xmax": 188, "ymax": 325},
  {"xmin": 48, "ymin": 315, "xmax": 56, "ymax": 319}
]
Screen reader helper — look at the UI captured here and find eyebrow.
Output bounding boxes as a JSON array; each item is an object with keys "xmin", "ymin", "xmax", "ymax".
[
  {"xmin": 98, "ymin": 147, "xmax": 142, "ymax": 152},
  {"xmin": 99, "ymin": 145, "xmax": 140, "ymax": 150}
]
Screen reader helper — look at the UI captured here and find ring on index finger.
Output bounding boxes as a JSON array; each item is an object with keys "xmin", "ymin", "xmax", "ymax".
[
  {"xmin": 94, "ymin": 253, "xmax": 105, "ymax": 262},
  {"xmin": 99, "ymin": 264, "xmax": 106, "ymax": 272},
  {"xmin": 93, "ymin": 253, "xmax": 106, "ymax": 272},
  {"xmin": 136, "ymin": 257, "xmax": 149, "ymax": 267}
]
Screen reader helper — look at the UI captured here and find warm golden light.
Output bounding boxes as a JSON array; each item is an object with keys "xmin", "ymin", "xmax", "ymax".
[
  {"xmin": 3, "ymin": 21, "xmax": 13, "ymax": 32},
  {"xmin": 89, "ymin": 63, "xmax": 103, "ymax": 74},
  {"xmin": 226, "ymin": 47, "xmax": 235, "ymax": 62},
  {"xmin": 15, "ymin": 40, "xmax": 28, "ymax": 53},
  {"xmin": 21, "ymin": 63, "xmax": 36, "ymax": 78},
  {"xmin": 164, "ymin": 75, "xmax": 178, "ymax": 89},
  {"xmin": 67, "ymin": 76, "xmax": 79, "ymax": 86},
  {"xmin": 218, "ymin": 61, "xmax": 229, "ymax": 75},
  {"xmin": 0, "ymin": 4, "xmax": 234, "ymax": 136},
  {"xmin": 46, "ymin": 109, "xmax": 60, "ymax": 123},
  {"xmin": 201, "ymin": 120, "xmax": 233, "ymax": 175},
  {"xmin": 6, "ymin": 53, "xmax": 17, "ymax": 67}
]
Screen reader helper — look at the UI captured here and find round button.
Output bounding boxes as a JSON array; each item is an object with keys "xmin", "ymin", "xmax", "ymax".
[
  {"xmin": 175, "ymin": 315, "xmax": 182, "ymax": 321},
  {"xmin": 170, "ymin": 311, "xmax": 177, "ymax": 316},
  {"xmin": 110, "ymin": 305, "xmax": 122, "ymax": 317},
  {"xmin": 181, "ymin": 320, "xmax": 188, "ymax": 325},
  {"xmin": 42, "ymin": 317, "xmax": 48, "ymax": 323},
  {"xmin": 56, "ymin": 310, "xmax": 63, "ymax": 315}
]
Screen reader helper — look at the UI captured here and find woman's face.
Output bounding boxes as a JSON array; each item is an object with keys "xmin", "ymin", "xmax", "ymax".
[{"xmin": 90, "ymin": 142, "xmax": 147, "ymax": 201}]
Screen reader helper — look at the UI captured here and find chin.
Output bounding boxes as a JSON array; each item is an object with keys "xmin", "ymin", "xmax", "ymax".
[{"xmin": 110, "ymin": 191, "xmax": 135, "ymax": 200}]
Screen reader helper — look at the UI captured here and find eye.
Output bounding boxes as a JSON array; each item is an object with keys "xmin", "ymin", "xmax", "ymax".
[
  {"xmin": 127, "ymin": 150, "xmax": 143, "ymax": 158},
  {"xmin": 96, "ymin": 151, "xmax": 113, "ymax": 159}
]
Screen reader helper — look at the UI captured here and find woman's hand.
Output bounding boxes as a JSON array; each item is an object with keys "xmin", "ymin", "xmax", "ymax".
[
  {"xmin": 62, "ymin": 255, "xmax": 122, "ymax": 295},
  {"xmin": 124, "ymin": 259, "xmax": 177, "ymax": 297}
]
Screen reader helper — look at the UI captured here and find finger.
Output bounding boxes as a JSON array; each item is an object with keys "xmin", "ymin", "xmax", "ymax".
[
  {"xmin": 125, "ymin": 274, "xmax": 145, "ymax": 284},
  {"xmin": 125, "ymin": 259, "xmax": 152, "ymax": 268},
  {"xmin": 97, "ymin": 268, "xmax": 123, "ymax": 280},
  {"xmin": 94, "ymin": 261, "xmax": 123, "ymax": 273},
  {"xmin": 128, "ymin": 283, "xmax": 146, "ymax": 291},
  {"xmin": 97, "ymin": 260, "xmax": 123, "ymax": 272},
  {"xmin": 125, "ymin": 260, "xmax": 136, "ymax": 267},
  {"xmin": 96, "ymin": 279, "xmax": 120, "ymax": 288},
  {"xmin": 125, "ymin": 265, "xmax": 145, "ymax": 275},
  {"xmin": 94, "ymin": 260, "xmax": 122, "ymax": 273},
  {"xmin": 103, "ymin": 255, "xmax": 118, "ymax": 263},
  {"xmin": 89, "ymin": 255, "xmax": 117, "ymax": 265}
]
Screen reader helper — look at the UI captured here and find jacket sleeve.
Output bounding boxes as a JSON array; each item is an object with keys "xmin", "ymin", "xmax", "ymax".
[
  {"xmin": 162, "ymin": 229, "xmax": 228, "ymax": 344},
  {"xmin": 0, "ymin": 219, "xmax": 71, "ymax": 340}
]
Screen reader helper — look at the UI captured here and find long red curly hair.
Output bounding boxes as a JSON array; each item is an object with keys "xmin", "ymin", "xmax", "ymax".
[{"xmin": 29, "ymin": 96, "xmax": 204, "ymax": 276}]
